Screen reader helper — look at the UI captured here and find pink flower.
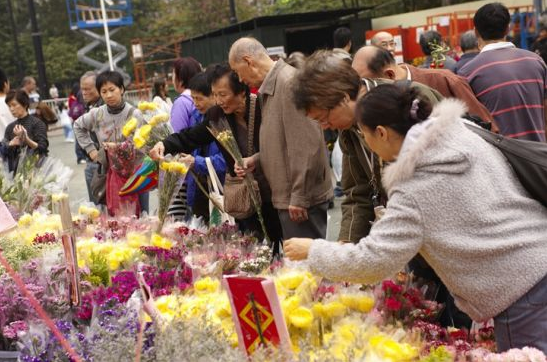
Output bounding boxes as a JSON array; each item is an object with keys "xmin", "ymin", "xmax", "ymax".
[{"xmin": 2, "ymin": 320, "xmax": 28, "ymax": 339}]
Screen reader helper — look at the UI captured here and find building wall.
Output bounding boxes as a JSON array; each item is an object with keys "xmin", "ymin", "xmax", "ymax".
[{"xmin": 372, "ymin": 0, "xmax": 533, "ymax": 29}]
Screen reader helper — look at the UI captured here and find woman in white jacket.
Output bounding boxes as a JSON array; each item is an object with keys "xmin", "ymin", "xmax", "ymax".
[{"xmin": 284, "ymin": 83, "xmax": 547, "ymax": 353}]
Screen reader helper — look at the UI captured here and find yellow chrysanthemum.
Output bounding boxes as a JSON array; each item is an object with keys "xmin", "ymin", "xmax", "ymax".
[
  {"xmin": 167, "ymin": 162, "xmax": 188, "ymax": 175},
  {"xmin": 277, "ymin": 271, "xmax": 306, "ymax": 290},
  {"xmin": 126, "ymin": 232, "xmax": 149, "ymax": 248},
  {"xmin": 138, "ymin": 101, "xmax": 158, "ymax": 112},
  {"xmin": 78, "ymin": 205, "xmax": 101, "ymax": 219},
  {"xmin": 139, "ymin": 124, "xmax": 152, "ymax": 139},
  {"xmin": 194, "ymin": 277, "xmax": 220, "ymax": 294},
  {"xmin": 368, "ymin": 335, "xmax": 419, "ymax": 362},
  {"xmin": 149, "ymin": 113, "xmax": 169, "ymax": 127},
  {"xmin": 288, "ymin": 306, "xmax": 313, "ymax": 329},
  {"xmin": 159, "ymin": 161, "xmax": 170, "ymax": 172},
  {"xmin": 17, "ymin": 213, "xmax": 32, "ymax": 227},
  {"xmin": 150, "ymin": 233, "xmax": 173, "ymax": 250},
  {"xmin": 51, "ymin": 193, "xmax": 68, "ymax": 203},
  {"xmin": 122, "ymin": 117, "xmax": 138, "ymax": 137},
  {"xmin": 133, "ymin": 125, "xmax": 152, "ymax": 149},
  {"xmin": 133, "ymin": 135, "xmax": 146, "ymax": 149},
  {"xmin": 339, "ymin": 294, "xmax": 375, "ymax": 313}
]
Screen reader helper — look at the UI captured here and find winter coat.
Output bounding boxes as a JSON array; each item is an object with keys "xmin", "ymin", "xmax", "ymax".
[{"xmin": 308, "ymin": 99, "xmax": 547, "ymax": 321}]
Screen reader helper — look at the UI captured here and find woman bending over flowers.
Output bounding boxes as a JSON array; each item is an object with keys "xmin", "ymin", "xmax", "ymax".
[{"xmin": 285, "ymin": 84, "xmax": 547, "ymax": 354}]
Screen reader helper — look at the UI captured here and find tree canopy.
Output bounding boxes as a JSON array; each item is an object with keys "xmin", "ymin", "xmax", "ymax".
[{"xmin": 0, "ymin": 0, "xmax": 477, "ymax": 95}]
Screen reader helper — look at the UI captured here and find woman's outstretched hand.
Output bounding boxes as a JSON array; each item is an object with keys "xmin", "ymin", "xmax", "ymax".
[{"xmin": 284, "ymin": 238, "xmax": 313, "ymax": 261}]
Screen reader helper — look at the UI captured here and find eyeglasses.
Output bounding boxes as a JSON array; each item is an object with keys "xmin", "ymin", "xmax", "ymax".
[
  {"xmin": 380, "ymin": 40, "xmax": 396, "ymax": 48},
  {"xmin": 311, "ymin": 109, "xmax": 331, "ymax": 126}
]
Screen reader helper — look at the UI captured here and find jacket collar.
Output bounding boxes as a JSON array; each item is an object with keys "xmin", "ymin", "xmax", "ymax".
[
  {"xmin": 258, "ymin": 60, "xmax": 284, "ymax": 96},
  {"xmin": 382, "ymin": 99, "xmax": 468, "ymax": 191}
]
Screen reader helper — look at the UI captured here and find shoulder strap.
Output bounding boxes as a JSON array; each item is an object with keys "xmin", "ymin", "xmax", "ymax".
[
  {"xmin": 247, "ymin": 93, "xmax": 257, "ymax": 157},
  {"xmin": 205, "ymin": 157, "xmax": 224, "ymax": 194}
]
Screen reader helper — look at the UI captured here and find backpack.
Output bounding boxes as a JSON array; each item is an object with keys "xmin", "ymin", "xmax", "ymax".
[{"xmin": 465, "ymin": 122, "xmax": 547, "ymax": 208}]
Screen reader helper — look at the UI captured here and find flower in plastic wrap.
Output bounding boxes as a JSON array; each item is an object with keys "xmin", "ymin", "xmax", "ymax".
[
  {"xmin": 11, "ymin": 212, "xmax": 62, "ymax": 244},
  {"xmin": 122, "ymin": 117, "xmax": 138, "ymax": 137},
  {"xmin": 366, "ymin": 334, "xmax": 419, "ymax": 362},
  {"xmin": 194, "ymin": 277, "xmax": 220, "ymax": 294},
  {"xmin": 149, "ymin": 113, "xmax": 169, "ymax": 127},
  {"xmin": 138, "ymin": 101, "xmax": 158, "ymax": 112},
  {"xmin": 78, "ymin": 204, "xmax": 101, "ymax": 220},
  {"xmin": 126, "ymin": 231, "xmax": 149, "ymax": 249},
  {"xmin": 151, "ymin": 233, "xmax": 173, "ymax": 250},
  {"xmin": 134, "ymin": 134, "xmax": 146, "ymax": 149},
  {"xmin": 288, "ymin": 306, "xmax": 313, "ymax": 329},
  {"xmin": 133, "ymin": 124, "xmax": 152, "ymax": 149},
  {"xmin": 339, "ymin": 293, "xmax": 375, "ymax": 313}
]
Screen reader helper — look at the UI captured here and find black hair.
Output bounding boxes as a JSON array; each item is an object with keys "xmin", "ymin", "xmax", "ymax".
[
  {"xmin": 173, "ymin": 57, "xmax": 202, "ymax": 88},
  {"xmin": 5, "ymin": 89, "xmax": 30, "ymax": 110},
  {"xmin": 533, "ymin": 37, "xmax": 547, "ymax": 64},
  {"xmin": 0, "ymin": 68, "xmax": 8, "ymax": 92},
  {"xmin": 356, "ymin": 82, "xmax": 432, "ymax": 136},
  {"xmin": 188, "ymin": 72, "xmax": 211, "ymax": 96},
  {"xmin": 71, "ymin": 82, "xmax": 80, "ymax": 96},
  {"xmin": 95, "ymin": 70, "xmax": 125, "ymax": 92},
  {"xmin": 474, "ymin": 3, "xmax": 510, "ymax": 41},
  {"xmin": 333, "ymin": 27, "xmax": 352, "ymax": 49},
  {"xmin": 368, "ymin": 46, "xmax": 396, "ymax": 76},
  {"xmin": 153, "ymin": 78, "xmax": 167, "ymax": 99},
  {"xmin": 419, "ymin": 30, "xmax": 442, "ymax": 56},
  {"xmin": 208, "ymin": 62, "xmax": 247, "ymax": 95}
]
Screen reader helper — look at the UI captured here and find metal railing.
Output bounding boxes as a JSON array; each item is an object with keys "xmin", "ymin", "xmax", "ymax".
[{"xmin": 42, "ymin": 89, "xmax": 152, "ymax": 131}]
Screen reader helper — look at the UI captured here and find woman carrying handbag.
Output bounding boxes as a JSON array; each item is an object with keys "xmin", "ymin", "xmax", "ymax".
[{"xmin": 150, "ymin": 63, "xmax": 283, "ymax": 252}]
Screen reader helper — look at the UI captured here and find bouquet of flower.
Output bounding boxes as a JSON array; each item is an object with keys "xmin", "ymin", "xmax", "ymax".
[
  {"xmin": 207, "ymin": 121, "xmax": 269, "ymax": 242},
  {"xmin": 123, "ymin": 102, "xmax": 173, "ymax": 153},
  {"xmin": 157, "ymin": 155, "xmax": 190, "ymax": 233},
  {"xmin": 0, "ymin": 151, "xmax": 72, "ymax": 217}
]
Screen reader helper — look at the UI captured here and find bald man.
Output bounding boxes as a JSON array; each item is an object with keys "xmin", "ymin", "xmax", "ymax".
[
  {"xmin": 370, "ymin": 31, "xmax": 396, "ymax": 55},
  {"xmin": 229, "ymin": 37, "xmax": 333, "ymax": 240},
  {"xmin": 352, "ymin": 46, "xmax": 495, "ymax": 125}
]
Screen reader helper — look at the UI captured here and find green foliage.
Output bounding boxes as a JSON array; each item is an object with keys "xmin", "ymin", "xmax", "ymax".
[
  {"xmin": 0, "ymin": 237, "xmax": 43, "ymax": 275},
  {"xmin": 84, "ymin": 252, "xmax": 111, "ymax": 287},
  {"xmin": 419, "ymin": 346, "xmax": 454, "ymax": 362}
]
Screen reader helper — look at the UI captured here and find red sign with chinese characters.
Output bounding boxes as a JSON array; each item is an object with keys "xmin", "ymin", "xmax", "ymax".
[{"xmin": 223, "ymin": 276, "xmax": 291, "ymax": 355}]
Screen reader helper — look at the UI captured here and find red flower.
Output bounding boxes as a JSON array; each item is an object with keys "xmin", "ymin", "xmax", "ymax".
[
  {"xmin": 382, "ymin": 280, "xmax": 403, "ymax": 294},
  {"xmin": 385, "ymin": 297, "xmax": 403, "ymax": 311}
]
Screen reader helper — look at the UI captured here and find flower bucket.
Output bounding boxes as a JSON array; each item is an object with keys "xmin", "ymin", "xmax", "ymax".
[{"xmin": 0, "ymin": 351, "xmax": 20, "ymax": 362}]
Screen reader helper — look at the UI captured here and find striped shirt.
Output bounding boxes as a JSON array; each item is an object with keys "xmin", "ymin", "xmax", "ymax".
[{"xmin": 459, "ymin": 43, "xmax": 547, "ymax": 142}]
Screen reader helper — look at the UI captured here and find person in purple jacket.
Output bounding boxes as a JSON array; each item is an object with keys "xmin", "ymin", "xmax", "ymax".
[
  {"xmin": 167, "ymin": 57, "xmax": 203, "ymax": 220},
  {"xmin": 170, "ymin": 57, "xmax": 202, "ymax": 133}
]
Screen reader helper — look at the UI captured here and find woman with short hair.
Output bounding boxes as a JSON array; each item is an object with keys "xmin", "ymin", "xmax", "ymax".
[
  {"xmin": 2, "ymin": 89, "xmax": 48, "ymax": 173},
  {"xmin": 74, "ymin": 70, "xmax": 147, "ymax": 216},
  {"xmin": 150, "ymin": 63, "xmax": 283, "ymax": 251}
]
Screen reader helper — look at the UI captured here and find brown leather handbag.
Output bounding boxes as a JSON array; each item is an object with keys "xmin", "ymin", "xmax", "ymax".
[{"xmin": 223, "ymin": 94, "xmax": 262, "ymax": 219}]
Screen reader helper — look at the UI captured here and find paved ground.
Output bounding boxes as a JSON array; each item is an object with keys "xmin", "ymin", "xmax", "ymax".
[{"xmin": 48, "ymin": 129, "xmax": 343, "ymax": 240}]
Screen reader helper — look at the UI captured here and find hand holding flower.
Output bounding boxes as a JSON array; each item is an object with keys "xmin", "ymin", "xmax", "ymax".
[
  {"xmin": 149, "ymin": 142, "xmax": 165, "ymax": 161},
  {"xmin": 179, "ymin": 153, "xmax": 195, "ymax": 169},
  {"xmin": 234, "ymin": 155, "xmax": 257, "ymax": 177},
  {"xmin": 284, "ymin": 238, "xmax": 313, "ymax": 261}
]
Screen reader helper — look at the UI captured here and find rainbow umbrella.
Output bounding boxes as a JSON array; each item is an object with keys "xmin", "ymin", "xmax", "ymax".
[{"xmin": 119, "ymin": 156, "xmax": 158, "ymax": 196}]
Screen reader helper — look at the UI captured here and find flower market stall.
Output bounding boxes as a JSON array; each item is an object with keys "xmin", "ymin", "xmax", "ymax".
[{"xmin": 0, "ymin": 101, "xmax": 544, "ymax": 362}]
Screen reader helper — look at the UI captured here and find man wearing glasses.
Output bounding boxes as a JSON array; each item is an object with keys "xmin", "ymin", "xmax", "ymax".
[{"xmin": 370, "ymin": 31, "xmax": 397, "ymax": 56}]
